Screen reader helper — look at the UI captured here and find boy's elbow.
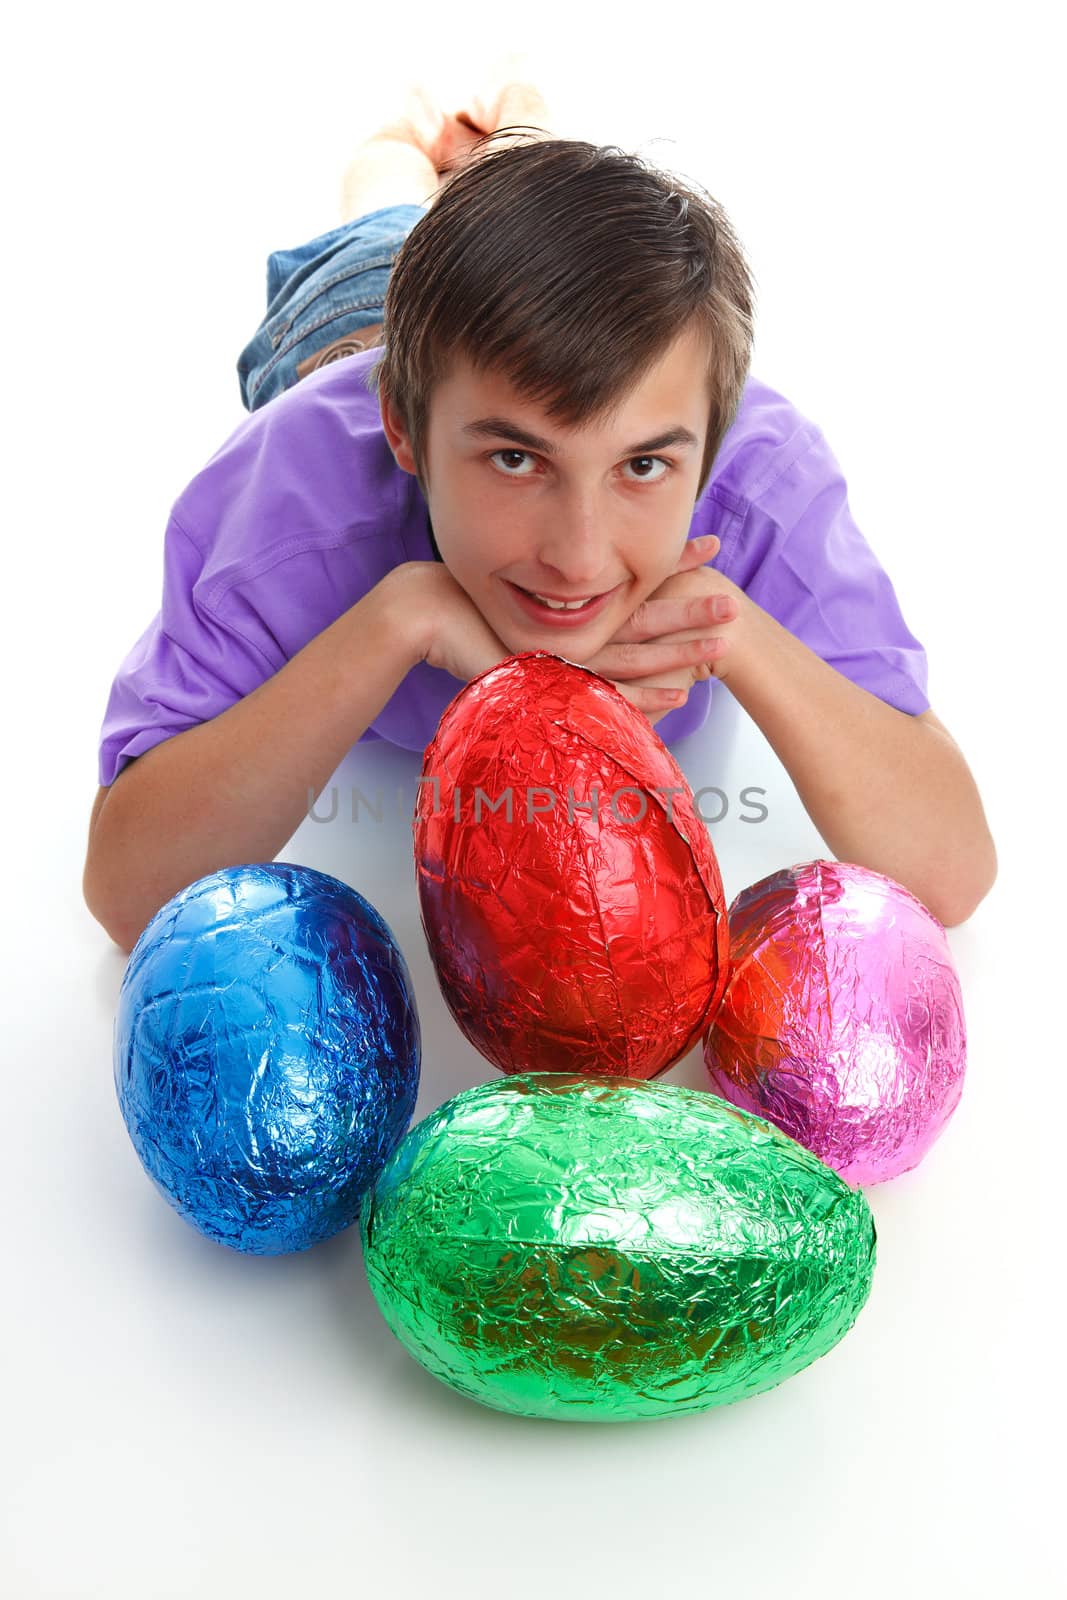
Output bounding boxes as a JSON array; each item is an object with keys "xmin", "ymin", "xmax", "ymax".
[
  {"xmin": 82, "ymin": 862, "xmax": 137, "ymax": 956},
  {"xmin": 83, "ymin": 786, "xmax": 138, "ymax": 955},
  {"xmin": 937, "ymin": 836, "xmax": 999, "ymax": 929}
]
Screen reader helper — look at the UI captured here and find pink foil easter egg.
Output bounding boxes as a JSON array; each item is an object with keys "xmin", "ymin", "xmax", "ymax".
[{"xmin": 703, "ymin": 860, "xmax": 966, "ymax": 1186}]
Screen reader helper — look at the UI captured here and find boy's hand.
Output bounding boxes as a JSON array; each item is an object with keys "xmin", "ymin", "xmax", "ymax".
[
  {"xmin": 583, "ymin": 534, "xmax": 744, "ymax": 725},
  {"xmin": 396, "ymin": 534, "xmax": 744, "ymax": 728},
  {"xmin": 398, "ymin": 562, "xmax": 513, "ymax": 684}
]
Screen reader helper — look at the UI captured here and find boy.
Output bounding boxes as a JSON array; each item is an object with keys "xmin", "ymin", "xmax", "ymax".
[{"xmin": 83, "ymin": 75, "xmax": 996, "ymax": 954}]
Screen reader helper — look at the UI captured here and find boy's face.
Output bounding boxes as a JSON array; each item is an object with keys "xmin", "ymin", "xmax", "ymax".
[{"xmin": 380, "ymin": 321, "xmax": 713, "ymax": 662}]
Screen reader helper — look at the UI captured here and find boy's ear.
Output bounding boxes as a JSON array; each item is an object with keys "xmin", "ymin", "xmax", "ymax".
[{"xmin": 378, "ymin": 390, "xmax": 419, "ymax": 477}]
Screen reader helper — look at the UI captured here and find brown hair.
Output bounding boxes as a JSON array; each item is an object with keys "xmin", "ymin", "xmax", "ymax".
[{"xmin": 366, "ymin": 131, "xmax": 756, "ymax": 501}]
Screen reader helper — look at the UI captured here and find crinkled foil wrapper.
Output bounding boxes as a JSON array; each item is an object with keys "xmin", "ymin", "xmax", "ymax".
[
  {"xmin": 114, "ymin": 863, "xmax": 421, "ymax": 1254},
  {"xmin": 414, "ymin": 652, "xmax": 729, "ymax": 1079},
  {"xmin": 704, "ymin": 859, "xmax": 967, "ymax": 1187},
  {"xmin": 361, "ymin": 1072, "xmax": 876, "ymax": 1422}
]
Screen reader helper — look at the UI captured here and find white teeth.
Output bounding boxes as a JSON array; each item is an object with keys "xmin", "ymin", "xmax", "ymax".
[{"xmin": 530, "ymin": 592, "xmax": 595, "ymax": 610}]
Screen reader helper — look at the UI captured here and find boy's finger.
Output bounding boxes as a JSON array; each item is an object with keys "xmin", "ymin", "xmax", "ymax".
[{"xmin": 677, "ymin": 533, "xmax": 720, "ymax": 569}]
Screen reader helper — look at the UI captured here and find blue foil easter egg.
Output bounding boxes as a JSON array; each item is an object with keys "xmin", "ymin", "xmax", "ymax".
[{"xmin": 114, "ymin": 862, "xmax": 421, "ymax": 1254}]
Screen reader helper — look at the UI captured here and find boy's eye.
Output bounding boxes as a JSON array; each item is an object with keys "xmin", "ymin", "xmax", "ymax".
[
  {"xmin": 491, "ymin": 449, "xmax": 537, "ymax": 476},
  {"xmin": 489, "ymin": 450, "xmax": 671, "ymax": 481}
]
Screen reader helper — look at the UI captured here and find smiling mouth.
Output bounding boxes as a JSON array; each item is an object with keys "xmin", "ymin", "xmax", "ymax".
[{"xmin": 510, "ymin": 582, "xmax": 618, "ymax": 610}]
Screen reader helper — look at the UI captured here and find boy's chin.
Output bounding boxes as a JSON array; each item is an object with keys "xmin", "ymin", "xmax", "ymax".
[{"xmin": 515, "ymin": 638, "xmax": 600, "ymax": 669}]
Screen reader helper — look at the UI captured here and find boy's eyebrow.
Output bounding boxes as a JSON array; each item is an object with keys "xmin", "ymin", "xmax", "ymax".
[{"xmin": 461, "ymin": 416, "xmax": 700, "ymax": 456}]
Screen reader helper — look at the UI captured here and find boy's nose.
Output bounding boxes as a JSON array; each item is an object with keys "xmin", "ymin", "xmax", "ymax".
[{"xmin": 532, "ymin": 523, "xmax": 619, "ymax": 590}]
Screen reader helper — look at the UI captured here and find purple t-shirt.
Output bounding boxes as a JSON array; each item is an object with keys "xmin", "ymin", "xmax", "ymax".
[{"xmin": 97, "ymin": 347, "xmax": 929, "ymax": 787}]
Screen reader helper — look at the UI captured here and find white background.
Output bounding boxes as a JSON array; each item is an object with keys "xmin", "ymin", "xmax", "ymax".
[{"xmin": 3, "ymin": 2, "xmax": 1063, "ymax": 1595}]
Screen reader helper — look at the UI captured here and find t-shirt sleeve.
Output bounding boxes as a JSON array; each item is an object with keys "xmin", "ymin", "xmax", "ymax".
[
  {"xmin": 731, "ymin": 427, "xmax": 931, "ymax": 715},
  {"xmin": 97, "ymin": 515, "xmax": 284, "ymax": 787}
]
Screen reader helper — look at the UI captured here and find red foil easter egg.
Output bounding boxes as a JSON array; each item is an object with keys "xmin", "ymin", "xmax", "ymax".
[
  {"xmin": 414, "ymin": 652, "xmax": 729, "ymax": 1079},
  {"xmin": 703, "ymin": 860, "xmax": 967, "ymax": 1186}
]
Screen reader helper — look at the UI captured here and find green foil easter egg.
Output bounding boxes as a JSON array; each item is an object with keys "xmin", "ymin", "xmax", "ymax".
[{"xmin": 360, "ymin": 1073, "xmax": 876, "ymax": 1421}]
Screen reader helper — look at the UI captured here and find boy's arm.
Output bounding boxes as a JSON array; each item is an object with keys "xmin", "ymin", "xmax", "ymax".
[
  {"xmin": 83, "ymin": 566, "xmax": 422, "ymax": 955},
  {"xmin": 720, "ymin": 588, "xmax": 997, "ymax": 927}
]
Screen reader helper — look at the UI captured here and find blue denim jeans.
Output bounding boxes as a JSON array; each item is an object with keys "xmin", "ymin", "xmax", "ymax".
[{"xmin": 236, "ymin": 204, "xmax": 428, "ymax": 411}]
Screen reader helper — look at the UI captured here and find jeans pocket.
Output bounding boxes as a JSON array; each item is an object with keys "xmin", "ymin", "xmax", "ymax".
[{"xmin": 264, "ymin": 251, "xmax": 398, "ymax": 350}]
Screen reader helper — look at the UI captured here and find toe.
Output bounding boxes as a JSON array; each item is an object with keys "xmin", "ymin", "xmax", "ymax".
[
  {"xmin": 386, "ymin": 81, "xmax": 450, "ymax": 164},
  {"xmin": 457, "ymin": 49, "xmax": 555, "ymax": 136}
]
